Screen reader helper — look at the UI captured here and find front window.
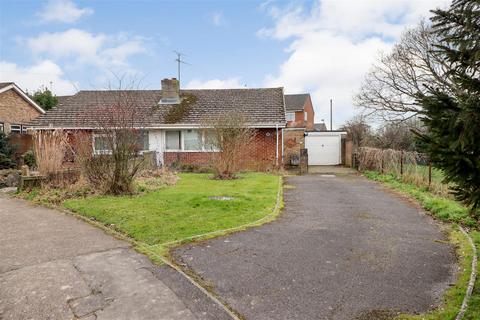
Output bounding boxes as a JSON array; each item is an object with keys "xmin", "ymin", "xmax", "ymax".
[
  {"xmin": 183, "ymin": 130, "xmax": 202, "ymax": 151},
  {"xmin": 10, "ymin": 124, "xmax": 21, "ymax": 134},
  {"xmin": 203, "ymin": 130, "xmax": 219, "ymax": 151},
  {"xmin": 166, "ymin": 130, "xmax": 181, "ymax": 150},
  {"xmin": 304, "ymin": 111, "xmax": 308, "ymax": 121},
  {"xmin": 286, "ymin": 113, "xmax": 295, "ymax": 121},
  {"xmin": 93, "ymin": 134, "xmax": 112, "ymax": 154},
  {"xmin": 136, "ymin": 130, "xmax": 149, "ymax": 151}
]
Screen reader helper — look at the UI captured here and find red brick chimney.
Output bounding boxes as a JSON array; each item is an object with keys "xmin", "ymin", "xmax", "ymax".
[{"xmin": 160, "ymin": 78, "xmax": 180, "ymax": 104}]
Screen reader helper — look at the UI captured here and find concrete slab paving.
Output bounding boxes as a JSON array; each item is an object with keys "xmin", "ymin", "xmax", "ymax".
[
  {"xmin": 0, "ymin": 196, "xmax": 230, "ymax": 320},
  {"xmin": 174, "ymin": 174, "xmax": 458, "ymax": 320}
]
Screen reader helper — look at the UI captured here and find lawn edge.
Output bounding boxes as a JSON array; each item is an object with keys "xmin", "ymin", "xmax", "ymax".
[{"xmin": 362, "ymin": 172, "xmax": 478, "ymax": 320}]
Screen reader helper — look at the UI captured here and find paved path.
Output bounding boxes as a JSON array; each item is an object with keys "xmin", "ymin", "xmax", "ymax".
[
  {"xmin": 174, "ymin": 174, "xmax": 457, "ymax": 320},
  {"xmin": 0, "ymin": 196, "xmax": 230, "ymax": 320}
]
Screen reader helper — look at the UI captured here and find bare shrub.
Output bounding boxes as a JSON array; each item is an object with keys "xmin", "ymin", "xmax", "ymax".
[
  {"xmin": 202, "ymin": 111, "xmax": 256, "ymax": 179},
  {"xmin": 32, "ymin": 130, "xmax": 69, "ymax": 176},
  {"xmin": 74, "ymin": 80, "xmax": 151, "ymax": 195}
]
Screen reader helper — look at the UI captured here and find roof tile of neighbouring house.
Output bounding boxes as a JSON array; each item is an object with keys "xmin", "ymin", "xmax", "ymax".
[
  {"xmin": 284, "ymin": 93, "xmax": 310, "ymax": 112},
  {"xmin": 0, "ymin": 82, "xmax": 14, "ymax": 90},
  {"xmin": 29, "ymin": 88, "xmax": 286, "ymax": 128},
  {"xmin": 314, "ymin": 123, "xmax": 328, "ymax": 131}
]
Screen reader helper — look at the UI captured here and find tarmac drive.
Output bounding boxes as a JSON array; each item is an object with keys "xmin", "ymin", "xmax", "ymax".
[{"xmin": 174, "ymin": 174, "xmax": 457, "ymax": 320}]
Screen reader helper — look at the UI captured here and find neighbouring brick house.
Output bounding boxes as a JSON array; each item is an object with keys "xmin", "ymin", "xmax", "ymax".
[
  {"xmin": 283, "ymin": 93, "xmax": 315, "ymax": 167},
  {"xmin": 0, "ymin": 82, "xmax": 45, "ymax": 134},
  {"xmin": 30, "ymin": 79, "xmax": 286, "ymax": 170}
]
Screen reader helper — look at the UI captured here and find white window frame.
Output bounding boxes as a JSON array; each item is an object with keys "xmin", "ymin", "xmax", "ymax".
[
  {"xmin": 304, "ymin": 111, "xmax": 308, "ymax": 121},
  {"xmin": 165, "ymin": 130, "xmax": 183, "ymax": 151},
  {"xmin": 286, "ymin": 112, "xmax": 295, "ymax": 121},
  {"xmin": 0, "ymin": 122, "xmax": 4, "ymax": 133},
  {"xmin": 164, "ymin": 129, "xmax": 220, "ymax": 152},
  {"xmin": 10, "ymin": 124, "xmax": 21, "ymax": 134},
  {"xmin": 92, "ymin": 133, "xmax": 113, "ymax": 155},
  {"xmin": 21, "ymin": 125, "xmax": 30, "ymax": 134}
]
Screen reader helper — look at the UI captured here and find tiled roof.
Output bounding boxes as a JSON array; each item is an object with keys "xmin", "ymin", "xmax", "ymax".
[
  {"xmin": 284, "ymin": 94, "xmax": 310, "ymax": 112},
  {"xmin": 0, "ymin": 82, "xmax": 14, "ymax": 90},
  {"xmin": 30, "ymin": 88, "xmax": 286, "ymax": 128},
  {"xmin": 314, "ymin": 123, "xmax": 327, "ymax": 131}
]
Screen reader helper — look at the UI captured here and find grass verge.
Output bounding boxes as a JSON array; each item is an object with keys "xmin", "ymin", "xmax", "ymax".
[{"xmin": 363, "ymin": 170, "xmax": 479, "ymax": 320}]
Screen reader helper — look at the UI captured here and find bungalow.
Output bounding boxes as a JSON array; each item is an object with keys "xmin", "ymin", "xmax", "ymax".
[{"xmin": 29, "ymin": 78, "xmax": 286, "ymax": 170}]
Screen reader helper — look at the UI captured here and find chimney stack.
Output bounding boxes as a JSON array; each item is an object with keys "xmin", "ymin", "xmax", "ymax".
[{"xmin": 160, "ymin": 78, "xmax": 180, "ymax": 104}]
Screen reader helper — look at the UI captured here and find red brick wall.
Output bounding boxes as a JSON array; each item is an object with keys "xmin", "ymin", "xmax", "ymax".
[
  {"xmin": 286, "ymin": 96, "xmax": 315, "ymax": 131},
  {"xmin": 164, "ymin": 128, "xmax": 283, "ymax": 171}
]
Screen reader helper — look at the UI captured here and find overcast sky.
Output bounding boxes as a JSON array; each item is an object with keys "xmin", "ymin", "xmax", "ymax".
[{"xmin": 0, "ymin": 0, "xmax": 449, "ymax": 128}]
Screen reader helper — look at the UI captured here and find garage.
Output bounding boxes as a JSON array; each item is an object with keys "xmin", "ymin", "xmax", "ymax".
[{"xmin": 305, "ymin": 131, "xmax": 346, "ymax": 165}]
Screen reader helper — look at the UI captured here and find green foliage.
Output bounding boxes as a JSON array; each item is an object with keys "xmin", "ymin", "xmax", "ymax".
[
  {"xmin": 63, "ymin": 173, "xmax": 279, "ymax": 245},
  {"xmin": 417, "ymin": 1, "xmax": 480, "ymax": 216},
  {"xmin": 31, "ymin": 87, "xmax": 58, "ymax": 111},
  {"xmin": 0, "ymin": 132, "xmax": 16, "ymax": 169},
  {"xmin": 22, "ymin": 150, "xmax": 36, "ymax": 168},
  {"xmin": 363, "ymin": 171, "xmax": 477, "ymax": 227}
]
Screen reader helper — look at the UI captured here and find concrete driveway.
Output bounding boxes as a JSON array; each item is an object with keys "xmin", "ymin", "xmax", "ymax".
[
  {"xmin": 174, "ymin": 174, "xmax": 457, "ymax": 320},
  {"xmin": 0, "ymin": 196, "xmax": 231, "ymax": 320}
]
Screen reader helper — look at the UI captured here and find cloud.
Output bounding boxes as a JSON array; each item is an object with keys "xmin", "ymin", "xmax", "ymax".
[
  {"xmin": 37, "ymin": 0, "xmax": 93, "ymax": 24},
  {"xmin": 26, "ymin": 29, "xmax": 147, "ymax": 68},
  {"xmin": 210, "ymin": 11, "xmax": 225, "ymax": 27},
  {"xmin": 186, "ymin": 77, "xmax": 244, "ymax": 89},
  {"xmin": 260, "ymin": 0, "xmax": 449, "ymax": 128},
  {"xmin": 0, "ymin": 60, "xmax": 78, "ymax": 95}
]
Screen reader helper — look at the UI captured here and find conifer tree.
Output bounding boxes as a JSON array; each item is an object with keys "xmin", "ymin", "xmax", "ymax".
[{"xmin": 417, "ymin": 0, "xmax": 480, "ymax": 216}]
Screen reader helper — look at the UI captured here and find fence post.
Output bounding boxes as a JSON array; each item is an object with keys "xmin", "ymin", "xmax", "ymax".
[
  {"xmin": 400, "ymin": 150, "xmax": 403, "ymax": 176},
  {"xmin": 428, "ymin": 161, "xmax": 432, "ymax": 189},
  {"xmin": 381, "ymin": 151, "xmax": 384, "ymax": 174}
]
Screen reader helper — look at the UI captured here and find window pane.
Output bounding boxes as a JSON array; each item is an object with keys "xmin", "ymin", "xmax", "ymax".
[
  {"xmin": 135, "ymin": 130, "xmax": 149, "ymax": 151},
  {"xmin": 203, "ymin": 130, "xmax": 218, "ymax": 151},
  {"xmin": 184, "ymin": 130, "xmax": 202, "ymax": 151},
  {"xmin": 10, "ymin": 125, "xmax": 21, "ymax": 133},
  {"xmin": 286, "ymin": 113, "xmax": 294, "ymax": 121},
  {"xmin": 94, "ymin": 136, "xmax": 110, "ymax": 151},
  {"xmin": 166, "ymin": 131, "xmax": 181, "ymax": 150}
]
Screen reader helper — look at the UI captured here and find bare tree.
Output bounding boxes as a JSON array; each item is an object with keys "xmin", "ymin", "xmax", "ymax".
[
  {"xmin": 354, "ymin": 20, "xmax": 457, "ymax": 122},
  {"xmin": 76, "ymin": 78, "xmax": 151, "ymax": 195},
  {"xmin": 339, "ymin": 115, "xmax": 374, "ymax": 147},
  {"xmin": 203, "ymin": 111, "xmax": 256, "ymax": 179}
]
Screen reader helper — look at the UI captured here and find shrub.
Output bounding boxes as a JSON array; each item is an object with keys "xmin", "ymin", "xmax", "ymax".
[
  {"xmin": 0, "ymin": 132, "xmax": 16, "ymax": 169},
  {"xmin": 22, "ymin": 150, "xmax": 36, "ymax": 168}
]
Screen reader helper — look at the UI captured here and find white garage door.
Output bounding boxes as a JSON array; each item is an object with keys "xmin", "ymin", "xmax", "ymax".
[{"xmin": 305, "ymin": 133, "xmax": 342, "ymax": 165}]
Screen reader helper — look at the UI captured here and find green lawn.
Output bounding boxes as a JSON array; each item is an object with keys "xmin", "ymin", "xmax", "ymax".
[
  {"xmin": 363, "ymin": 171, "xmax": 479, "ymax": 320},
  {"xmin": 64, "ymin": 173, "xmax": 281, "ymax": 249}
]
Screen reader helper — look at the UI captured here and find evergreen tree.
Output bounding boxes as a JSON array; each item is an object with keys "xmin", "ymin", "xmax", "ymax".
[
  {"xmin": 31, "ymin": 87, "xmax": 58, "ymax": 111},
  {"xmin": 417, "ymin": 0, "xmax": 480, "ymax": 216},
  {"xmin": 0, "ymin": 132, "xmax": 16, "ymax": 169}
]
